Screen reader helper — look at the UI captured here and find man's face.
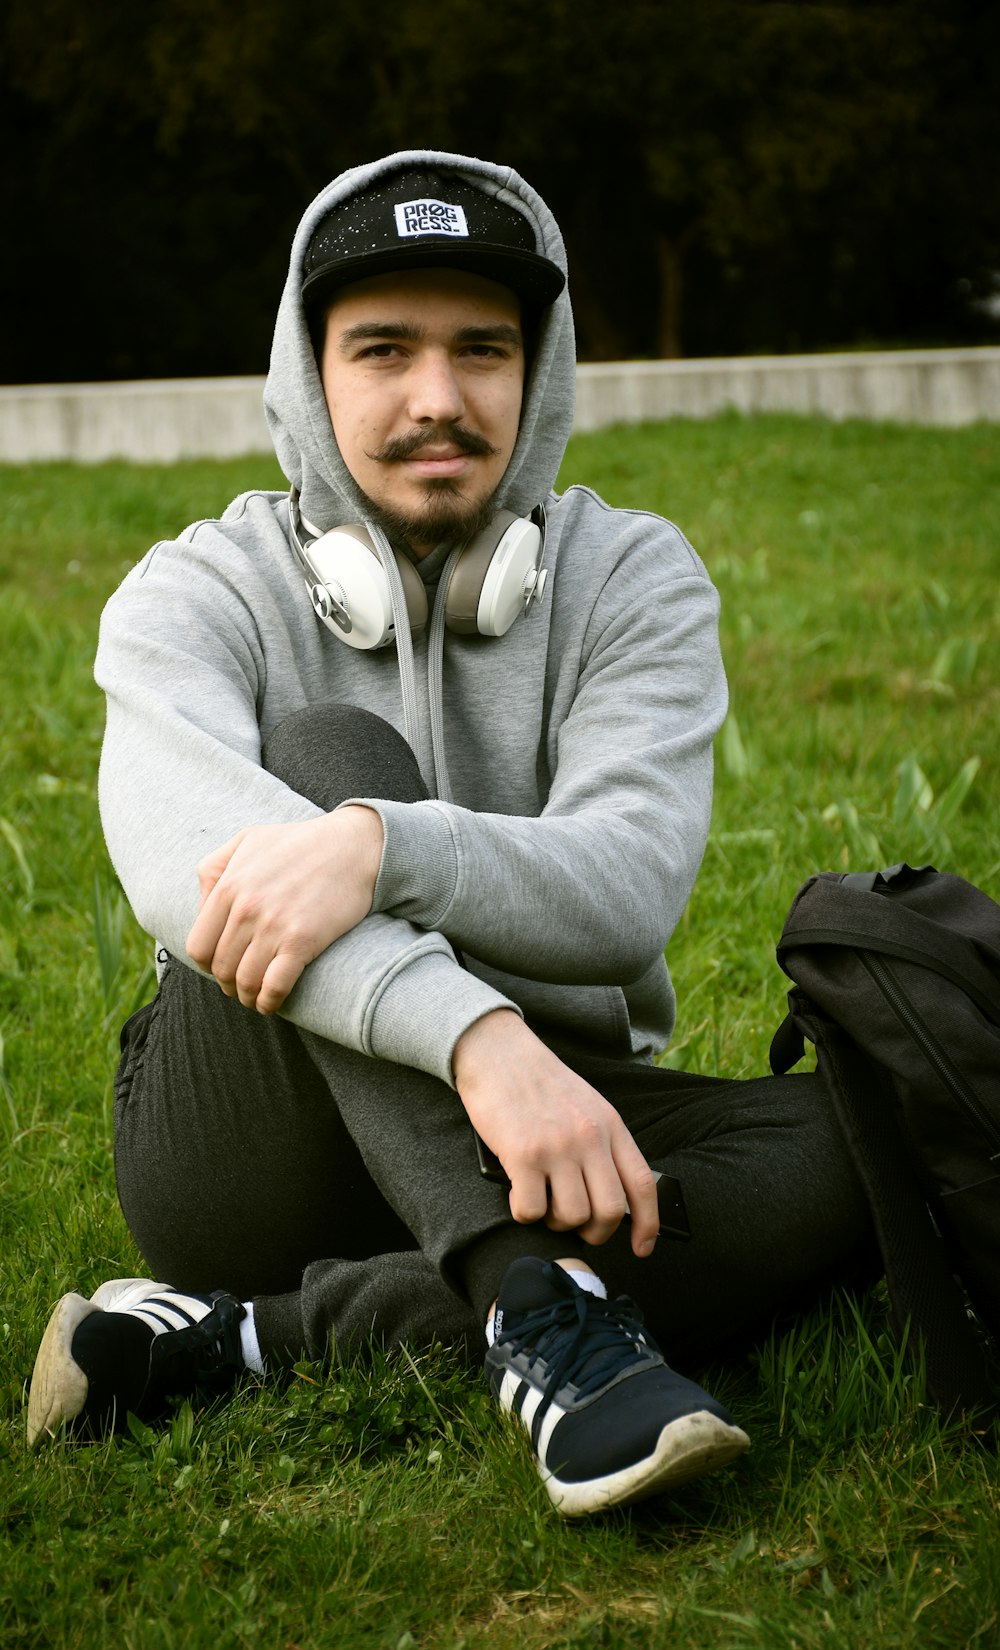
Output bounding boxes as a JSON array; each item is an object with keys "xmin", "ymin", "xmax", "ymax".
[{"xmin": 319, "ymin": 266, "xmax": 525, "ymax": 553}]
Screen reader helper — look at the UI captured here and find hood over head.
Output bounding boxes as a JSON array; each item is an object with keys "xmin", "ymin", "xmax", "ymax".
[{"xmin": 264, "ymin": 150, "xmax": 576, "ymax": 533}]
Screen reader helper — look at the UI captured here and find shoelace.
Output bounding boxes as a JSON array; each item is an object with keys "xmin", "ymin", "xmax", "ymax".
[
  {"xmin": 152, "ymin": 1295, "xmax": 245, "ymax": 1392},
  {"xmin": 502, "ymin": 1291, "xmax": 653, "ymax": 1422}
]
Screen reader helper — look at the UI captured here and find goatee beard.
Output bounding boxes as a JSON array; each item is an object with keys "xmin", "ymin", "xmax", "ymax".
[
  {"xmin": 358, "ymin": 481, "xmax": 500, "ymax": 553},
  {"xmin": 360, "ymin": 422, "xmax": 502, "ymax": 552}
]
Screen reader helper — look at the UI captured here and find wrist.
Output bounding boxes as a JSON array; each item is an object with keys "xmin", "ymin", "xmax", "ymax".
[
  {"xmin": 453, "ymin": 1007, "xmax": 526, "ymax": 1087},
  {"xmin": 335, "ymin": 804, "xmax": 384, "ymax": 902}
]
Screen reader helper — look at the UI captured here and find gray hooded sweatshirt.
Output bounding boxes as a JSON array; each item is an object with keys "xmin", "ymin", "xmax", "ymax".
[{"xmin": 95, "ymin": 150, "xmax": 728, "ymax": 1087}]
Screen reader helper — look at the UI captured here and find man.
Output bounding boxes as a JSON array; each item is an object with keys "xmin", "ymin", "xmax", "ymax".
[{"xmin": 27, "ymin": 152, "xmax": 873, "ymax": 1516}]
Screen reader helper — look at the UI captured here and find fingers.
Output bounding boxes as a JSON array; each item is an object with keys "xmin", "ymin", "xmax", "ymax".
[
  {"xmin": 508, "ymin": 1161, "xmax": 625, "ymax": 1240},
  {"xmin": 505, "ymin": 1124, "xmax": 656, "ymax": 1253},
  {"xmin": 186, "ymin": 870, "xmax": 267, "ymax": 983},
  {"xmin": 230, "ymin": 937, "xmax": 298, "ymax": 1012},
  {"xmin": 188, "ymin": 834, "xmax": 305, "ymax": 997},
  {"xmin": 255, "ymin": 951, "xmax": 307, "ymax": 1015},
  {"xmin": 507, "ymin": 1166, "xmax": 549, "ymax": 1227},
  {"xmin": 188, "ymin": 897, "xmax": 309, "ymax": 1013},
  {"xmin": 187, "ymin": 815, "xmax": 379, "ymax": 1009},
  {"xmin": 617, "ymin": 1149, "xmax": 661, "ymax": 1258},
  {"xmin": 541, "ymin": 1109, "xmax": 658, "ymax": 1254},
  {"xmin": 185, "ymin": 884, "xmax": 233, "ymax": 974},
  {"xmin": 454, "ymin": 1018, "xmax": 661, "ymax": 1257},
  {"xmin": 195, "ymin": 831, "xmax": 248, "ymax": 905},
  {"xmin": 547, "ymin": 1155, "xmax": 627, "ymax": 1245},
  {"xmin": 544, "ymin": 1141, "xmax": 660, "ymax": 1255}
]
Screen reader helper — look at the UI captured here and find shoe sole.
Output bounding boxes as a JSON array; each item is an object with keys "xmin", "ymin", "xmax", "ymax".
[
  {"xmin": 542, "ymin": 1409, "xmax": 751, "ymax": 1518},
  {"xmin": 26, "ymin": 1278, "xmax": 161, "ymax": 1448},
  {"xmin": 26, "ymin": 1293, "xmax": 100, "ymax": 1449}
]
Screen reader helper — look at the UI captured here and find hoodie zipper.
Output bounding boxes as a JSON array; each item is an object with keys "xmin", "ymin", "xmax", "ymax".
[{"xmin": 858, "ymin": 949, "xmax": 1000, "ymax": 1158}]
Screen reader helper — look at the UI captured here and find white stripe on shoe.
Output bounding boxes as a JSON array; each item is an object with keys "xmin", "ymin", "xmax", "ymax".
[
  {"xmin": 28, "ymin": 1277, "xmax": 246, "ymax": 1448},
  {"xmin": 485, "ymin": 1258, "xmax": 751, "ymax": 1519}
]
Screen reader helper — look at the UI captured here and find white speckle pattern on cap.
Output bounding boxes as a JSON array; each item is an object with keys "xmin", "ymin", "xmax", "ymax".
[{"xmin": 301, "ymin": 165, "xmax": 564, "ymax": 310}]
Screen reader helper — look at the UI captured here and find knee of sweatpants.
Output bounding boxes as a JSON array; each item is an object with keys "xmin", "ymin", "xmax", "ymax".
[{"xmin": 262, "ymin": 703, "xmax": 429, "ymax": 810}]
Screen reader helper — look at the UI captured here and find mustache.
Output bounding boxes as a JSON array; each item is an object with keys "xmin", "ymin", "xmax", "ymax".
[{"xmin": 365, "ymin": 425, "xmax": 499, "ymax": 463}]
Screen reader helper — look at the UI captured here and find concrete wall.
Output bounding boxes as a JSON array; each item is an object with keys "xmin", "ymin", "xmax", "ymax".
[
  {"xmin": 574, "ymin": 347, "xmax": 1000, "ymax": 432},
  {"xmin": 0, "ymin": 377, "xmax": 272, "ymax": 464},
  {"xmin": 2, "ymin": 347, "xmax": 999, "ymax": 463}
]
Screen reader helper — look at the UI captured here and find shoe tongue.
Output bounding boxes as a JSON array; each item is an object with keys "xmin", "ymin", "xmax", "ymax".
[{"xmin": 498, "ymin": 1258, "xmax": 574, "ymax": 1318}]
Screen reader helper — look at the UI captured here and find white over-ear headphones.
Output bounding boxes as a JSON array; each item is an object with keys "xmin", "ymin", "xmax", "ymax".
[{"xmin": 287, "ymin": 490, "xmax": 548, "ymax": 651}]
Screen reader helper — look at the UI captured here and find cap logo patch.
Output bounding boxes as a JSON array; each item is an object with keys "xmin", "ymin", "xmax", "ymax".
[{"xmin": 393, "ymin": 198, "xmax": 470, "ymax": 239}]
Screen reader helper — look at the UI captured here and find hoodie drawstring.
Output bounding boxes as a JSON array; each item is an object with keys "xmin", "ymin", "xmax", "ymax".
[
  {"xmin": 367, "ymin": 521, "xmax": 456, "ymax": 804},
  {"xmin": 425, "ymin": 547, "xmax": 463, "ymax": 806},
  {"xmin": 364, "ymin": 521, "xmax": 429, "ymax": 787}
]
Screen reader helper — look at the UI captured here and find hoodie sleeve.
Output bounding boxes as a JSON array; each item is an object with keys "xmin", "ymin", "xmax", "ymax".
[
  {"xmin": 95, "ymin": 520, "xmax": 519, "ymax": 1089},
  {"xmin": 357, "ymin": 511, "xmax": 727, "ymax": 986}
]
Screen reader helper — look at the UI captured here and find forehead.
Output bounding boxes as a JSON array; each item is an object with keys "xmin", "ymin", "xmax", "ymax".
[{"xmin": 321, "ymin": 266, "xmax": 523, "ymax": 335}]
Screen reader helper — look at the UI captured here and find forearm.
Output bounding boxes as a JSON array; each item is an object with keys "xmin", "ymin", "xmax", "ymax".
[
  {"xmin": 358, "ymin": 571, "xmax": 726, "ymax": 982},
  {"xmin": 99, "ymin": 702, "xmax": 518, "ymax": 1087},
  {"xmin": 364, "ymin": 795, "xmax": 707, "ymax": 982}
]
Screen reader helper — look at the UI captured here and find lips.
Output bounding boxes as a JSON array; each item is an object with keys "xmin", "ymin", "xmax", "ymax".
[{"xmin": 403, "ymin": 450, "xmax": 471, "ymax": 477}]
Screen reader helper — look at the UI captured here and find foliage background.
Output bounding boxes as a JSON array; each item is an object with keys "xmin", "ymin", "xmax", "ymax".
[{"xmin": 4, "ymin": 0, "xmax": 1000, "ymax": 381}]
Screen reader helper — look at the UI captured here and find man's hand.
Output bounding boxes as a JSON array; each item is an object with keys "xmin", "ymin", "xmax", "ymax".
[
  {"xmin": 186, "ymin": 806, "xmax": 383, "ymax": 1014},
  {"xmin": 453, "ymin": 1010, "xmax": 659, "ymax": 1259}
]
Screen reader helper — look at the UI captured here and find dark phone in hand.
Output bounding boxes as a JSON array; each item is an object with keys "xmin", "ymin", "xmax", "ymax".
[{"xmin": 473, "ymin": 1130, "xmax": 691, "ymax": 1241}]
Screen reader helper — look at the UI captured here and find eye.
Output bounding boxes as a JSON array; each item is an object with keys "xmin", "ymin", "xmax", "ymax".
[
  {"xmin": 462, "ymin": 343, "xmax": 510, "ymax": 361},
  {"xmin": 358, "ymin": 342, "xmax": 403, "ymax": 360}
]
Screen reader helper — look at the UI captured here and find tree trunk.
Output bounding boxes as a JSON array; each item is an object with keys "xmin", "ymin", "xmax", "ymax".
[{"xmin": 655, "ymin": 232, "xmax": 684, "ymax": 359}]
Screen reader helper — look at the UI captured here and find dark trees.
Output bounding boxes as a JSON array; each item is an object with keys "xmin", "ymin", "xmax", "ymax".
[{"xmin": 2, "ymin": 0, "xmax": 998, "ymax": 380}]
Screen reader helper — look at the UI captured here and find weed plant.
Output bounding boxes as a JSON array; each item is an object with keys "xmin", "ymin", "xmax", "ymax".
[{"xmin": 1, "ymin": 417, "xmax": 998, "ymax": 1648}]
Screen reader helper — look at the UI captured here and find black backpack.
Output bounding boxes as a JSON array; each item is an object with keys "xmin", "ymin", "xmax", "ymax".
[{"xmin": 769, "ymin": 862, "xmax": 1000, "ymax": 1423}]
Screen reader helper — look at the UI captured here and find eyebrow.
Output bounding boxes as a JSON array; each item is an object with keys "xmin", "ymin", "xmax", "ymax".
[{"xmin": 336, "ymin": 320, "xmax": 523, "ymax": 353}]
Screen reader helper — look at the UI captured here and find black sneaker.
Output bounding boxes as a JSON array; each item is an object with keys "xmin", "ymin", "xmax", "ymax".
[
  {"xmin": 485, "ymin": 1258, "xmax": 750, "ymax": 1517},
  {"xmin": 27, "ymin": 1278, "xmax": 246, "ymax": 1447}
]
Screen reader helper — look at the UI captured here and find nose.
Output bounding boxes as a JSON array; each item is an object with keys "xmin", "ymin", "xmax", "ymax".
[{"xmin": 406, "ymin": 350, "xmax": 465, "ymax": 425}]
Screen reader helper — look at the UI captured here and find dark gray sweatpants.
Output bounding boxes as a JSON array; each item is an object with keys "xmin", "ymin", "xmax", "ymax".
[{"xmin": 113, "ymin": 705, "xmax": 877, "ymax": 1369}]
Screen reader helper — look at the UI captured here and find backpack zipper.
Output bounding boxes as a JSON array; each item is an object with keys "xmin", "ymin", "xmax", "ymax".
[{"xmin": 858, "ymin": 950, "xmax": 1000, "ymax": 1157}]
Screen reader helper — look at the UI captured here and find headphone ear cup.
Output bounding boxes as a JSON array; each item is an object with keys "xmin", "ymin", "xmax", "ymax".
[
  {"xmin": 306, "ymin": 527, "xmax": 428, "ymax": 650},
  {"xmin": 443, "ymin": 512, "xmax": 543, "ymax": 638},
  {"xmin": 442, "ymin": 517, "xmax": 512, "ymax": 636}
]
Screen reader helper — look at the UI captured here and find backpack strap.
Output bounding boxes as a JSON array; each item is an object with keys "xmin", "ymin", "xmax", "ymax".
[
  {"xmin": 775, "ymin": 994, "xmax": 998, "ymax": 1426},
  {"xmin": 778, "ymin": 879, "xmax": 1000, "ymax": 1025}
]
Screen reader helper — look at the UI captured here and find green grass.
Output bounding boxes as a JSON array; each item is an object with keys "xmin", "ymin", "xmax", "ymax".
[{"xmin": 2, "ymin": 417, "xmax": 999, "ymax": 1648}]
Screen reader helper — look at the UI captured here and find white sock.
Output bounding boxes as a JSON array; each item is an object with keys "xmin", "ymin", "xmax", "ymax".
[
  {"xmin": 239, "ymin": 1302, "xmax": 265, "ymax": 1374},
  {"xmin": 484, "ymin": 1267, "xmax": 608, "ymax": 1345},
  {"xmin": 564, "ymin": 1269, "xmax": 607, "ymax": 1300}
]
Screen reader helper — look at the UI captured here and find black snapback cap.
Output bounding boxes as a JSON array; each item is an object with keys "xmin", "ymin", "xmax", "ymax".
[{"xmin": 302, "ymin": 167, "xmax": 566, "ymax": 311}]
